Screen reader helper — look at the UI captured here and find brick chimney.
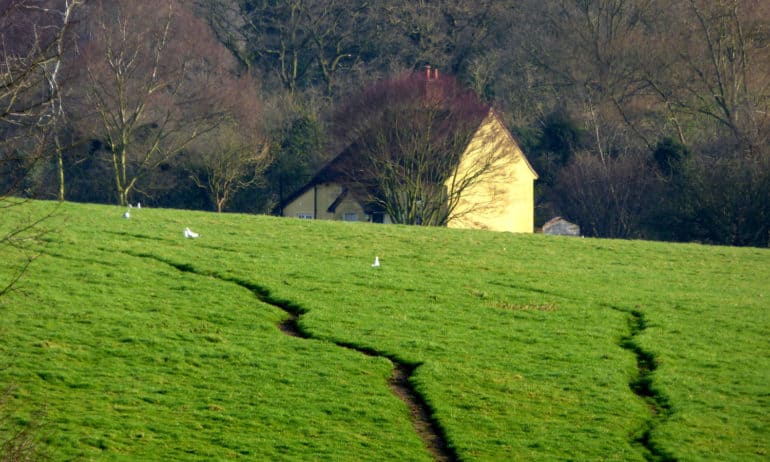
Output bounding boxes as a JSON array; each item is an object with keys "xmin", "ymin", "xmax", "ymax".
[
  {"xmin": 424, "ymin": 65, "xmax": 439, "ymax": 81},
  {"xmin": 424, "ymin": 65, "xmax": 440, "ymax": 102}
]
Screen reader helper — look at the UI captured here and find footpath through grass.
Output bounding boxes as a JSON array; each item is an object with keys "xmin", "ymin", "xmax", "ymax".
[{"xmin": 1, "ymin": 200, "xmax": 768, "ymax": 460}]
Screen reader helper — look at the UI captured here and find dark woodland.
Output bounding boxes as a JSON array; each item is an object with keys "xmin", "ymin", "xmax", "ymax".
[{"xmin": 2, "ymin": 0, "xmax": 769, "ymax": 246}]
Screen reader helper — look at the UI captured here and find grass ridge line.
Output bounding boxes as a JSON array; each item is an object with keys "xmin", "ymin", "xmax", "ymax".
[{"xmin": 127, "ymin": 251, "xmax": 459, "ymax": 462}]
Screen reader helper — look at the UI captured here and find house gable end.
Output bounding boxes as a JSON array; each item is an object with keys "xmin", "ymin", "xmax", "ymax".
[{"xmin": 446, "ymin": 109, "xmax": 538, "ymax": 233}]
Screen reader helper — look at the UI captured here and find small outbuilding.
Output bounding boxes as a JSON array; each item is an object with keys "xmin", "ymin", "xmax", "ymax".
[{"xmin": 542, "ymin": 216, "xmax": 580, "ymax": 236}]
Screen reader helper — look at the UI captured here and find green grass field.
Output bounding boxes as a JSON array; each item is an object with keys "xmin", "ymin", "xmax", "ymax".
[{"xmin": 1, "ymin": 200, "xmax": 768, "ymax": 461}]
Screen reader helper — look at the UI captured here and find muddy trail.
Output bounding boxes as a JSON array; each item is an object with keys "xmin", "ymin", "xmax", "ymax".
[
  {"xmin": 614, "ymin": 307, "xmax": 676, "ymax": 462},
  {"xmin": 136, "ymin": 252, "xmax": 458, "ymax": 462}
]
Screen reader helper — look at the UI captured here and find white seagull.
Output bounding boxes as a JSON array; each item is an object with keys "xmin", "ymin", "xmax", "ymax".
[
  {"xmin": 123, "ymin": 210, "xmax": 130, "ymax": 219},
  {"xmin": 184, "ymin": 227, "xmax": 200, "ymax": 238},
  {"xmin": 372, "ymin": 256, "xmax": 380, "ymax": 268}
]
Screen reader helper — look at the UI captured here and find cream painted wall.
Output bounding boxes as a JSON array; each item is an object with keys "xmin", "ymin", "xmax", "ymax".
[
  {"xmin": 282, "ymin": 183, "xmax": 369, "ymax": 221},
  {"xmin": 447, "ymin": 112, "xmax": 537, "ymax": 233},
  {"xmin": 331, "ymin": 194, "xmax": 368, "ymax": 221},
  {"xmin": 282, "ymin": 183, "xmax": 338, "ymax": 219}
]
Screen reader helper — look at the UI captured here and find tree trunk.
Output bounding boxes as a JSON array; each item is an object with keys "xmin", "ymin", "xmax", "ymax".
[{"xmin": 57, "ymin": 150, "xmax": 65, "ymax": 201}]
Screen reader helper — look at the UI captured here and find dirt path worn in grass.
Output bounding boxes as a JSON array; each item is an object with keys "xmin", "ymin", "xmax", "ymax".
[
  {"xmin": 613, "ymin": 306, "xmax": 676, "ymax": 462},
  {"xmin": 280, "ymin": 312, "xmax": 456, "ymax": 462},
  {"xmin": 138, "ymin": 252, "xmax": 457, "ymax": 462}
]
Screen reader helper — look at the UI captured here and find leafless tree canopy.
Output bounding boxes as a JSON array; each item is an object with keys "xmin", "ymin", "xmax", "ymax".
[
  {"xmin": 328, "ymin": 71, "xmax": 498, "ymax": 225},
  {"xmin": 1, "ymin": 0, "xmax": 80, "ymax": 198},
  {"xmin": 1, "ymin": 0, "xmax": 81, "ymax": 294},
  {"xmin": 186, "ymin": 75, "xmax": 271, "ymax": 213},
  {"xmin": 69, "ymin": 0, "xmax": 246, "ymax": 206}
]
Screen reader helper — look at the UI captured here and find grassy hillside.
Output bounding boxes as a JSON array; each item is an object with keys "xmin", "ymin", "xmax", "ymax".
[{"xmin": 1, "ymin": 200, "xmax": 768, "ymax": 461}]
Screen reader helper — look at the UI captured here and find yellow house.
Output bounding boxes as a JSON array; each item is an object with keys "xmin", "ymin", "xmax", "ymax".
[{"xmin": 281, "ymin": 109, "xmax": 538, "ymax": 232}]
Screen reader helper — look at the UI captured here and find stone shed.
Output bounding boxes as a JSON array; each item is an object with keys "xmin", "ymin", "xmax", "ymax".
[{"xmin": 542, "ymin": 217, "xmax": 580, "ymax": 236}]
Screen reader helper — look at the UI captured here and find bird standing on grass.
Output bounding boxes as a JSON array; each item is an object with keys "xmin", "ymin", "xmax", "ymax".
[
  {"xmin": 184, "ymin": 227, "xmax": 199, "ymax": 238},
  {"xmin": 372, "ymin": 256, "xmax": 380, "ymax": 268}
]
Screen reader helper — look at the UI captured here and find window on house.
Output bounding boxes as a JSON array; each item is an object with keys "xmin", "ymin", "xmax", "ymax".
[
  {"xmin": 297, "ymin": 213, "xmax": 313, "ymax": 219},
  {"xmin": 343, "ymin": 212, "xmax": 358, "ymax": 222}
]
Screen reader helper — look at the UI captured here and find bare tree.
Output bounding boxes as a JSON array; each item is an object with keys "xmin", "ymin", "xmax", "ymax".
[
  {"xmin": 1, "ymin": 0, "xmax": 81, "ymax": 197},
  {"xmin": 553, "ymin": 148, "xmax": 656, "ymax": 238},
  {"xmin": 188, "ymin": 129, "xmax": 270, "ymax": 213},
  {"xmin": 645, "ymin": 0, "xmax": 770, "ymax": 152},
  {"xmin": 1, "ymin": 0, "xmax": 82, "ymax": 291},
  {"xmin": 200, "ymin": 0, "xmax": 372, "ymax": 97},
  {"xmin": 379, "ymin": 0, "xmax": 503, "ymax": 76},
  {"xmin": 47, "ymin": 1, "xmax": 82, "ymax": 202},
  {"xmin": 187, "ymin": 76, "xmax": 271, "ymax": 213},
  {"xmin": 515, "ymin": 0, "xmax": 663, "ymax": 150},
  {"xmin": 330, "ymin": 70, "xmax": 508, "ymax": 226},
  {"xmin": 71, "ymin": 0, "xmax": 234, "ymax": 206}
]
